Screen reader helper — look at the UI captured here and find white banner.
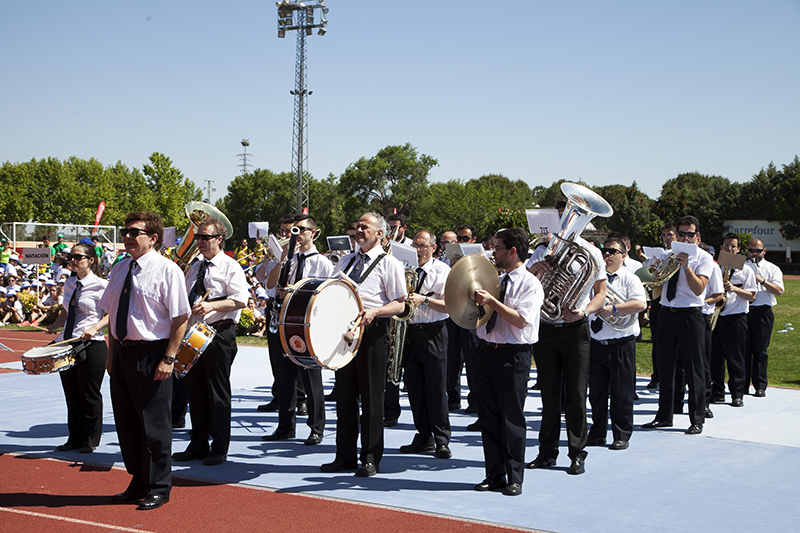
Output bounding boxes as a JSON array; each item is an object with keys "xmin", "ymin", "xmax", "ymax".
[
  {"xmin": 723, "ymin": 220, "xmax": 798, "ymax": 251},
  {"xmin": 22, "ymin": 248, "xmax": 52, "ymax": 265}
]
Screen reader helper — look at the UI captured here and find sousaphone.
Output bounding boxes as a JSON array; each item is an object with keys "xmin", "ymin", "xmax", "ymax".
[
  {"xmin": 171, "ymin": 201, "xmax": 234, "ymax": 272},
  {"xmin": 444, "ymin": 254, "xmax": 501, "ymax": 329}
]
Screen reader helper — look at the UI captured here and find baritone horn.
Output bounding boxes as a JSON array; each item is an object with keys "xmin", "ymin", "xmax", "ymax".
[
  {"xmin": 599, "ymin": 283, "xmax": 639, "ymax": 330},
  {"xmin": 171, "ymin": 201, "xmax": 234, "ymax": 272},
  {"xmin": 538, "ymin": 182, "xmax": 613, "ymax": 323}
]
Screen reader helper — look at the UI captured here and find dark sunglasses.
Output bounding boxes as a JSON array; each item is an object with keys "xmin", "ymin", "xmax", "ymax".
[
  {"xmin": 456, "ymin": 235, "xmax": 472, "ymax": 242},
  {"xmin": 67, "ymin": 253, "xmax": 89, "ymax": 261},
  {"xmin": 602, "ymin": 248, "xmax": 623, "ymax": 256},
  {"xmin": 747, "ymin": 248, "xmax": 764, "ymax": 253},
  {"xmin": 294, "ymin": 226, "xmax": 313, "ymax": 233},
  {"xmin": 194, "ymin": 234, "xmax": 222, "ymax": 241},
  {"xmin": 677, "ymin": 230, "xmax": 698, "ymax": 238},
  {"xmin": 121, "ymin": 228, "xmax": 153, "ymax": 238}
]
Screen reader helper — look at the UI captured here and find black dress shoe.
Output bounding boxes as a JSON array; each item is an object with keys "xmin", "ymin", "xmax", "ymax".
[
  {"xmin": 754, "ymin": 389, "xmax": 766, "ymax": 397},
  {"xmin": 503, "ymin": 482, "xmax": 522, "ymax": 496},
  {"xmin": 356, "ymin": 462, "xmax": 378, "ymax": 477},
  {"xmin": 642, "ymin": 419, "xmax": 673, "ymax": 429},
  {"xmin": 262, "ymin": 430, "xmax": 295, "ymax": 441},
  {"xmin": 203, "ymin": 453, "xmax": 226, "ymax": 465},
  {"xmin": 448, "ymin": 402, "xmax": 461, "ymax": 412},
  {"xmin": 474, "ymin": 475, "xmax": 506, "ymax": 491},
  {"xmin": 297, "ymin": 401, "xmax": 308, "ymax": 416},
  {"xmin": 525, "ymin": 455, "xmax": 557, "ymax": 469},
  {"xmin": 609, "ymin": 440, "xmax": 629, "ymax": 450},
  {"xmin": 586, "ymin": 438, "xmax": 606, "ymax": 447},
  {"xmin": 705, "ymin": 406, "xmax": 714, "ymax": 418},
  {"xmin": 435, "ymin": 444, "xmax": 452, "ymax": 459},
  {"xmin": 383, "ymin": 418, "xmax": 398, "ymax": 428},
  {"xmin": 731, "ymin": 397, "xmax": 744, "ymax": 407},
  {"xmin": 399, "ymin": 440, "xmax": 435, "ymax": 454},
  {"xmin": 324, "ymin": 393, "xmax": 337, "ymax": 402},
  {"xmin": 320, "ymin": 459, "xmax": 358, "ymax": 473},
  {"xmin": 79, "ymin": 444, "xmax": 95, "ymax": 453},
  {"xmin": 304, "ymin": 432, "xmax": 323, "ymax": 446},
  {"xmin": 137, "ymin": 494, "xmax": 169, "ymax": 510},
  {"xmin": 568, "ymin": 457, "xmax": 585, "ymax": 475},
  {"xmin": 710, "ymin": 395, "xmax": 726, "ymax": 404},
  {"xmin": 172, "ymin": 447, "xmax": 209, "ymax": 461},
  {"xmin": 646, "ymin": 379, "xmax": 659, "ymax": 389},
  {"xmin": 685, "ymin": 424, "xmax": 703, "ymax": 435},
  {"xmin": 257, "ymin": 399, "xmax": 279, "ymax": 412},
  {"xmin": 466, "ymin": 420, "xmax": 481, "ymax": 431},
  {"xmin": 56, "ymin": 442, "xmax": 81, "ymax": 451},
  {"xmin": 110, "ymin": 487, "xmax": 147, "ymax": 503}
]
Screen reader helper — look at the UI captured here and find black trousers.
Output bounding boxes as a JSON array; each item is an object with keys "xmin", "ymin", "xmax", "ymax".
[
  {"xmin": 655, "ymin": 308, "xmax": 706, "ymax": 426},
  {"xmin": 59, "ymin": 340, "xmax": 106, "ymax": 448},
  {"xmin": 275, "ymin": 353, "xmax": 325, "ymax": 435},
  {"xmin": 334, "ymin": 317, "xmax": 390, "ymax": 466},
  {"xmin": 404, "ymin": 321, "xmax": 450, "ymax": 447},
  {"xmin": 649, "ymin": 297, "xmax": 661, "ymax": 382},
  {"xmin": 445, "ymin": 318, "xmax": 478, "ymax": 408},
  {"xmin": 110, "ymin": 339, "xmax": 172, "ymax": 497},
  {"xmin": 745, "ymin": 306, "xmax": 773, "ymax": 391},
  {"xmin": 266, "ymin": 302, "xmax": 306, "ymax": 409},
  {"xmin": 533, "ymin": 320, "xmax": 590, "ymax": 461},
  {"xmin": 185, "ymin": 322, "xmax": 237, "ymax": 455},
  {"xmin": 588, "ymin": 337, "xmax": 636, "ymax": 443},
  {"xmin": 473, "ymin": 342, "xmax": 530, "ymax": 485},
  {"xmin": 710, "ymin": 313, "xmax": 748, "ymax": 400}
]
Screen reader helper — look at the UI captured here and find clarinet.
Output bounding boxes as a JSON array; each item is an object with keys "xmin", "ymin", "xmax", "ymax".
[{"xmin": 269, "ymin": 226, "xmax": 300, "ymax": 334}]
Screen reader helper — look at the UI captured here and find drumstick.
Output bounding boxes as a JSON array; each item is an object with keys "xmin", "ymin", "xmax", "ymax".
[
  {"xmin": 343, "ymin": 315, "xmax": 364, "ymax": 343},
  {"xmin": 50, "ymin": 336, "xmax": 83, "ymax": 347}
]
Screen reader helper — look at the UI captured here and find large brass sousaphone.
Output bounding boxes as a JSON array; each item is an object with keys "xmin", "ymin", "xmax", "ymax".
[
  {"xmin": 444, "ymin": 254, "xmax": 501, "ymax": 329},
  {"xmin": 171, "ymin": 201, "xmax": 234, "ymax": 272}
]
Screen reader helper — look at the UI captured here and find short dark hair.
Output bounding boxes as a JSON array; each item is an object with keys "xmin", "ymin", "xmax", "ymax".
[
  {"xmin": 294, "ymin": 214, "xmax": 318, "ymax": 230},
  {"xmin": 495, "ymin": 228, "xmax": 529, "ymax": 261},
  {"xmin": 279, "ymin": 214, "xmax": 296, "ymax": 226},
  {"xmin": 721, "ymin": 232, "xmax": 740, "ymax": 247},
  {"xmin": 555, "ymin": 200, "xmax": 567, "ymax": 210},
  {"xmin": 456, "ymin": 224, "xmax": 476, "ymax": 236},
  {"xmin": 661, "ymin": 223, "xmax": 676, "ymax": 233},
  {"xmin": 675, "ymin": 215, "xmax": 700, "ymax": 232},
  {"xmin": 345, "ymin": 221, "xmax": 358, "ymax": 232},
  {"xmin": 603, "ymin": 237, "xmax": 627, "ymax": 252},
  {"xmin": 125, "ymin": 211, "xmax": 164, "ymax": 249},
  {"xmin": 387, "ymin": 213, "xmax": 406, "ymax": 226},
  {"xmin": 607, "ymin": 231, "xmax": 630, "ymax": 247}
]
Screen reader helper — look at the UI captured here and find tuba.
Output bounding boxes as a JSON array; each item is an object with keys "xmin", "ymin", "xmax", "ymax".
[
  {"xmin": 539, "ymin": 183, "xmax": 614, "ymax": 323},
  {"xmin": 171, "ymin": 201, "xmax": 234, "ymax": 272},
  {"xmin": 387, "ymin": 267, "xmax": 417, "ymax": 386}
]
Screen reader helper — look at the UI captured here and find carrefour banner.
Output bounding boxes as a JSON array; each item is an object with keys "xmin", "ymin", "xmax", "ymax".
[{"xmin": 723, "ymin": 220, "xmax": 797, "ymax": 251}]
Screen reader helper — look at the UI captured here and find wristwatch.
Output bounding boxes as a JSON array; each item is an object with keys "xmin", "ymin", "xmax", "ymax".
[
  {"xmin": 162, "ymin": 355, "xmax": 176, "ymax": 364},
  {"xmin": 423, "ymin": 295, "xmax": 430, "ymax": 307}
]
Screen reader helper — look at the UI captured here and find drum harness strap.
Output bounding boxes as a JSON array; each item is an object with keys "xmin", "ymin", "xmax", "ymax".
[{"xmin": 344, "ymin": 253, "xmax": 386, "ymax": 284}]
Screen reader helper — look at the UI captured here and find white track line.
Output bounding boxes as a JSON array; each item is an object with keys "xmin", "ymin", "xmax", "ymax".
[{"xmin": 0, "ymin": 507, "xmax": 156, "ymax": 533}]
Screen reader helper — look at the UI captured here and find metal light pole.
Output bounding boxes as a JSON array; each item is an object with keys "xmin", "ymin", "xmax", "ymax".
[{"xmin": 276, "ymin": 0, "xmax": 328, "ymax": 214}]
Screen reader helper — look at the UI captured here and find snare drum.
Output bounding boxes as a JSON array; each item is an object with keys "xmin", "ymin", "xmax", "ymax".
[
  {"xmin": 279, "ymin": 277, "xmax": 364, "ymax": 370},
  {"xmin": 21, "ymin": 345, "xmax": 77, "ymax": 375},
  {"xmin": 174, "ymin": 321, "xmax": 217, "ymax": 378}
]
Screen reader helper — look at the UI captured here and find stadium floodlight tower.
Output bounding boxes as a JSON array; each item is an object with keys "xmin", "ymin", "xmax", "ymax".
[{"xmin": 276, "ymin": 0, "xmax": 328, "ymax": 214}]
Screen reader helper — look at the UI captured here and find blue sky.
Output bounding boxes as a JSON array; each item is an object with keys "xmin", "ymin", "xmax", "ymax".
[{"xmin": 2, "ymin": 0, "xmax": 798, "ymax": 205}]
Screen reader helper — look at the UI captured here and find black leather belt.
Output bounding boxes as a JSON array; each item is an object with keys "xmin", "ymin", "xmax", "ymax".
[
  {"xmin": 210, "ymin": 319, "xmax": 235, "ymax": 329},
  {"xmin": 543, "ymin": 317, "xmax": 588, "ymax": 328},
  {"xmin": 591, "ymin": 335, "xmax": 635, "ymax": 346},
  {"xmin": 663, "ymin": 306, "xmax": 700, "ymax": 312},
  {"xmin": 409, "ymin": 320, "xmax": 445, "ymax": 331},
  {"xmin": 118, "ymin": 339, "xmax": 158, "ymax": 348},
  {"xmin": 482, "ymin": 341, "xmax": 519, "ymax": 350}
]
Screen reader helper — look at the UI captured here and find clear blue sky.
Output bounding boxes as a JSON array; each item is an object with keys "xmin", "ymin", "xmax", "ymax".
[{"xmin": 2, "ymin": 0, "xmax": 798, "ymax": 205}]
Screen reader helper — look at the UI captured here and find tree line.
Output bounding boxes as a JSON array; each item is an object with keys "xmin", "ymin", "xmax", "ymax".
[{"xmin": 2, "ymin": 144, "xmax": 798, "ymax": 250}]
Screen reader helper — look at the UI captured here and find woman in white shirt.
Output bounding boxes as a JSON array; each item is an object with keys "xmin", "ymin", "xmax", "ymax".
[{"xmin": 48, "ymin": 243, "xmax": 109, "ymax": 453}]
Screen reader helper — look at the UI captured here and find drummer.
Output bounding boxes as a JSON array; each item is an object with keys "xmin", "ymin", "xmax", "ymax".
[
  {"xmin": 172, "ymin": 217, "xmax": 248, "ymax": 466},
  {"xmin": 262, "ymin": 214, "xmax": 332, "ymax": 445},
  {"xmin": 48, "ymin": 242, "xmax": 109, "ymax": 453}
]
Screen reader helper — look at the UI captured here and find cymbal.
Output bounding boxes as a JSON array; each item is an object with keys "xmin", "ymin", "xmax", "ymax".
[{"xmin": 445, "ymin": 254, "xmax": 501, "ymax": 329}]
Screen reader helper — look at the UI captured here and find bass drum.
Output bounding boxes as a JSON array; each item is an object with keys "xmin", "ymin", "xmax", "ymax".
[
  {"xmin": 21, "ymin": 344, "xmax": 77, "ymax": 375},
  {"xmin": 279, "ymin": 277, "xmax": 364, "ymax": 370}
]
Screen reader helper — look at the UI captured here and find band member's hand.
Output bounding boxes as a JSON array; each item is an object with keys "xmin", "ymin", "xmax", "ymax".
[
  {"xmin": 676, "ymin": 252, "xmax": 689, "ymax": 269},
  {"xmin": 154, "ymin": 360, "xmax": 173, "ymax": 381},
  {"xmin": 276, "ymin": 287, "xmax": 290, "ymax": 299},
  {"xmin": 474, "ymin": 289, "xmax": 496, "ymax": 307},
  {"xmin": 80, "ymin": 327, "xmax": 97, "ymax": 340},
  {"xmin": 46, "ymin": 326, "xmax": 57, "ymax": 334},
  {"xmin": 723, "ymin": 281, "xmax": 734, "ymax": 293},
  {"xmin": 192, "ymin": 301, "xmax": 212, "ymax": 317},
  {"xmin": 595, "ymin": 304, "xmax": 613, "ymax": 318},
  {"xmin": 528, "ymin": 261, "xmax": 551, "ymax": 277},
  {"xmin": 450, "ymin": 253, "xmax": 463, "ymax": 266},
  {"xmin": 562, "ymin": 307, "xmax": 586, "ymax": 323},
  {"xmin": 360, "ymin": 308, "xmax": 379, "ymax": 326},
  {"xmin": 407, "ymin": 293, "xmax": 425, "ymax": 308}
]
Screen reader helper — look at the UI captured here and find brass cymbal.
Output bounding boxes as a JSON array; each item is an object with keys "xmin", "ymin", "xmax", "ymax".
[{"xmin": 445, "ymin": 254, "xmax": 501, "ymax": 329}]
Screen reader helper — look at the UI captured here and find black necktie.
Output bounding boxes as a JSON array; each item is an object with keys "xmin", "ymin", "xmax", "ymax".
[
  {"xmin": 295, "ymin": 253, "xmax": 306, "ymax": 283},
  {"xmin": 592, "ymin": 273, "xmax": 617, "ymax": 333},
  {"xmin": 349, "ymin": 253, "xmax": 368, "ymax": 282},
  {"xmin": 666, "ymin": 268, "xmax": 678, "ymax": 301},
  {"xmin": 116, "ymin": 260, "xmax": 136, "ymax": 341},
  {"xmin": 485, "ymin": 274, "xmax": 509, "ymax": 333},
  {"xmin": 190, "ymin": 260, "xmax": 209, "ymax": 305},
  {"xmin": 415, "ymin": 267, "xmax": 426, "ymax": 293},
  {"xmin": 63, "ymin": 280, "xmax": 82, "ymax": 339}
]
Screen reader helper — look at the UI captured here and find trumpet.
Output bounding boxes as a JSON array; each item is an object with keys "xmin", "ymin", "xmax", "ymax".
[{"xmin": 250, "ymin": 235, "xmax": 292, "ymax": 265}]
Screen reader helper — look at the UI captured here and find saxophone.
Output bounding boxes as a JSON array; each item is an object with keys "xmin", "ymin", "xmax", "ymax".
[
  {"xmin": 709, "ymin": 266, "xmax": 734, "ymax": 331},
  {"xmin": 387, "ymin": 267, "xmax": 417, "ymax": 386}
]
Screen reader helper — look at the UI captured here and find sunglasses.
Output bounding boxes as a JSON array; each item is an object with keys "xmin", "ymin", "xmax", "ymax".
[
  {"xmin": 747, "ymin": 248, "xmax": 764, "ymax": 253},
  {"xmin": 194, "ymin": 234, "xmax": 221, "ymax": 241},
  {"xmin": 661, "ymin": 233, "xmax": 675, "ymax": 239},
  {"xmin": 677, "ymin": 230, "xmax": 698, "ymax": 238},
  {"xmin": 602, "ymin": 248, "xmax": 623, "ymax": 256},
  {"xmin": 456, "ymin": 235, "xmax": 472, "ymax": 242},
  {"xmin": 294, "ymin": 226, "xmax": 313, "ymax": 233},
  {"xmin": 67, "ymin": 253, "xmax": 89, "ymax": 261},
  {"xmin": 121, "ymin": 228, "xmax": 153, "ymax": 238}
]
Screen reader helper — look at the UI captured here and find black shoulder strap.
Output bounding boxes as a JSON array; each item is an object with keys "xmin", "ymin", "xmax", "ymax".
[{"xmin": 357, "ymin": 253, "xmax": 386, "ymax": 284}]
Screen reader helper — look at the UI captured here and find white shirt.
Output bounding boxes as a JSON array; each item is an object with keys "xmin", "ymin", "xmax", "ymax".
[
  {"xmin": 746, "ymin": 258, "xmax": 784, "ymax": 307},
  {"xmin": 477, "ymin": 264, "xmax": 543, "ymax": 345},
  {"xmin": 333, "ymin": 245, "xmax": 406, "ymax": 310},
  {"xmin": 409, "ymin": 257, "xmax": 450, "ymax": 325},
  {"xmin": 42, "ymin": 294, "xmax": 63, "ymax": 307},
  {"xmin": 702, "ymin": 262, "xmax": 724, "ymax": 315},
  {"xmin": 659, "ymin": 248, "xmax": 716, "ymax": 309},
  {"xmin": 56, "ymin": 272, "xmax": 107, "ymax": 342},
  {"xmin": 589, "ymin": 268, "xmax": 646, "ymax": 340},
  {"xmin": 622, "ymin": 256, "xmax": 643, "ymax": 273},
  {"xmin": 100, "ymin": 250, "xmax": 190, "ymax": 341},
  {"xmin": 720, "ymin": 265, "xmax": 757, "ymax": 316},
  {"xmin": 255, "ymin": 257, "xmax": 279, "ymax": 299},
  {"xmin": 286, "ymin": 245, "xmax": 334, "ymax": 283},
  {"xmin": 186, "ymin": 251, "xmax": 250, "ymax": 324}
]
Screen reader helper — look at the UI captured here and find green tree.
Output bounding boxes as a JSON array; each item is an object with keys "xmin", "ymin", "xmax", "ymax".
[
  {"xmin": 774, "ymin": 156, "xmax": 800, "ymax": 240},
  {"xmin": 0, "ymin": 160, "xmax": 37, "ymax": 223},
  {"xmin": 595, "ymin": 182, "xmax": 655, "ymax": 244},
  {"xmin": 142, "ymin": 152, "xmax": 201, "ymax": 231}
]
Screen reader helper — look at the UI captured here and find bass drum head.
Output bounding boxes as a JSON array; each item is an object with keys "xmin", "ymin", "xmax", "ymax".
[{"xmin": 306, "ymin": 278, "xmax": 363, "ymax": 369}]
